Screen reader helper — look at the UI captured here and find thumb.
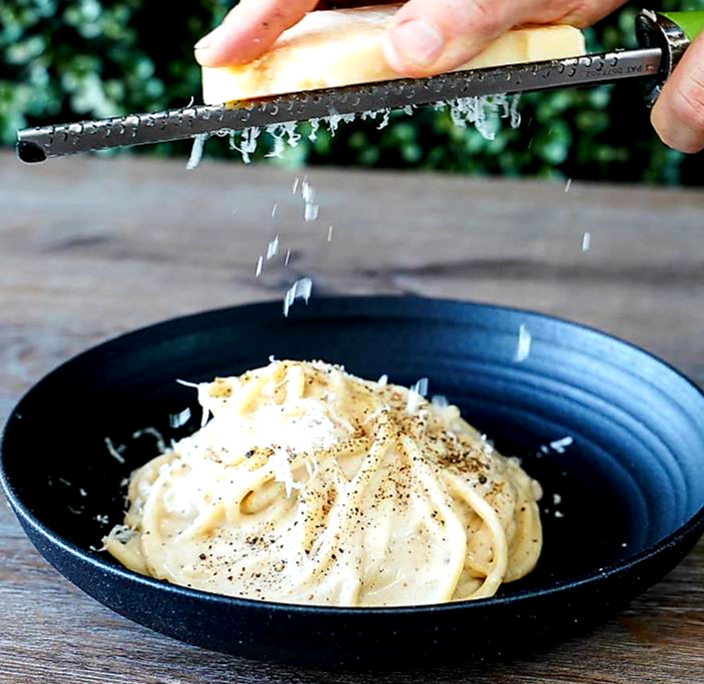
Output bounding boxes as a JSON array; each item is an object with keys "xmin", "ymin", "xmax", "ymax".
[
  {"xmin": 651, "ymin": 32, "xmax": 704, "ymax": 154},
  {"xmin": 383, "ymin": 0, "xmax": 523, "ymax": 77}
]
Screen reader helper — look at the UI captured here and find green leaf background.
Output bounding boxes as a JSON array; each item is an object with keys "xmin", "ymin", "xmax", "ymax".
[{"xmin": 1, "ymin": 0, "xmax": 702, "ymax": 184}]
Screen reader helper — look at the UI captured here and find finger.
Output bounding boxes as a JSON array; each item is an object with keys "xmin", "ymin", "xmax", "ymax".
[
  {"xmin": 383, "ymin": 0, "xmax": 537, "ymax": 77},
  {"xmin": 383, "ymin": 0, "xmax": 627, "ymax": 78},
  {"xmin": 533, "ymin": 0, "xmax": 626, "ymax": 29},
  {"xmin": 651, "ymin": 33, "xmax": 704, "ymax": 154},
  {"xmin": 195, "ymin": 0, "xmax": 318, "ymax": 67}
]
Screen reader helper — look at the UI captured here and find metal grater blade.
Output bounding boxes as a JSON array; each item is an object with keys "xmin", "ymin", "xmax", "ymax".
[{"xmin": 17, "ymin": 48, "xmax": 662, "ymax": 163}]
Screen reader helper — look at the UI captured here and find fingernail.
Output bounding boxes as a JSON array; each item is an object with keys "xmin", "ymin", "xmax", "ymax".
[
  {"xmin": 195, "ymin": 25, "xmax": 223, "ymax": 51},
  {"xmin": 390, "ymin": 19, "xmax": 444, "ymax": 67}
]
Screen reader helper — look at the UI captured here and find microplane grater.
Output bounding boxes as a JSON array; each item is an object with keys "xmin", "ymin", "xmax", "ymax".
[{"xmin": 15, "ymin": 10, "xmax": 696, "ymax": 163}]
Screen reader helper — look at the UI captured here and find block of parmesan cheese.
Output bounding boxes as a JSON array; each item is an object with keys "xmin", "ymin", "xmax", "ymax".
[{"xmin": 202, "ymin": 4, "xmax": 585, "ymax": 104}]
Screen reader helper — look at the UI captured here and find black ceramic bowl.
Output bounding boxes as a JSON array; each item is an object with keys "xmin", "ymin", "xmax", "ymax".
[{"xmin": 2, "ymin": 297, "xmax": 704, "ymax": 668}]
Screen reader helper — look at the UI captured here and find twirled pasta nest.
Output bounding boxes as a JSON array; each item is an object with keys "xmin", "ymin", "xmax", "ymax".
[{"xmin": 105, "ymin": 360, "xmax": 542, "ymax": 606}]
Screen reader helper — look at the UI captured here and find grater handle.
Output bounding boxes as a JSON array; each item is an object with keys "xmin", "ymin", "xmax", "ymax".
[
  {"xmin": 662, "ymin": 11, "xmax": 704, "ymax": 42},
  {"xmin": 635, "ymin": 10, "xmax": 696, "ymax": 107}
]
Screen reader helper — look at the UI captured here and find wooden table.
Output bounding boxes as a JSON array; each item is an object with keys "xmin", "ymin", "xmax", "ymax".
[{"xmin": 1, "ymin": 150, "xmax": 703, "ymax": 683}]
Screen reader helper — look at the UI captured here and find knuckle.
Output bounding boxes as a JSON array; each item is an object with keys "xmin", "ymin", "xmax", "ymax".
[
  {"xmin": 672, "ymin": 74, "xmax": 704, "ymax": 134},
  {"xmin": 463, "ymin": 0, "xmax": 504, "ymax": 36}
]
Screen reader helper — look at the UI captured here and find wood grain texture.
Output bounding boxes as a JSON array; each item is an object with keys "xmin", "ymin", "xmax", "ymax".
[{"xmin": 1, "ymin": 150, "xmax": 704, "ymax": 683}]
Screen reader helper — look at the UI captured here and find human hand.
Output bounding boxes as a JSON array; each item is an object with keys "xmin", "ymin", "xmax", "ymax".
[
  {"xmin": 194, "ymin": 0, "xmax": 704, "ymax": 154},
  {"xmin": 194, "ymin": 0, "xmax": 625, "ymax": 74},
  {"xmin": 651, "ymin": 33, "xmax": 704, "ymax": 153}
]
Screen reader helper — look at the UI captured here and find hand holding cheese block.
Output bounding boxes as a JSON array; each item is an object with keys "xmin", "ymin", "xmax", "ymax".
[
  {"xmin": 195, "ymin": 1, "xmax": 620, "ymax": 76},
  {"xmin": 200, "ymin": 4, "xmax": 586, "ymax": 104},
  {"xmin": 196, "ymin": 0, "xmax": 704, "ymax": 154}
]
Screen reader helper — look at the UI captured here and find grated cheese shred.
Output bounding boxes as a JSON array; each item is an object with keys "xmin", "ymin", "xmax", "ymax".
[
  {"xmin": 406, "ymin": 377, "xmax": 429, "ymax": 414},
  {"xmin": 515, "ymin": 324, "xmax": 532, "ymax": 363},
  {"xmin": 186, "ymin": 134, "xmax": 207, "ymax": 170},
  {"xmin": 283, "ymin": 277, "xmax": 314, "ymax": 317},
  {"xmin": 209, "ymin": 92, "xmax": 522, "ymax": 165},
  {"xmin": 266, "ymin": 235, "xmax": 280, "ymax": 260},
  {"xmin": 170, "ymin": 408, "xmax": 192, "ymax": 429},
  {"xmin": 105, "ymin": 437, "xmax": 126, "ymax": 464},
  {"xmin": 549, "ymin": 436, "xmax": 574, "ymax": 453}
]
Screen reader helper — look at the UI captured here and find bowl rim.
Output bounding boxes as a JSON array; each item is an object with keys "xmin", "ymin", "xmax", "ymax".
[{"xmin": 2, "ymin": 294, "xmax": 704, "ymax": 616}]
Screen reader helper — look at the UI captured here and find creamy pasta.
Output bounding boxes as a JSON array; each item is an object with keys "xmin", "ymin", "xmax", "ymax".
[{"xmin": 105, "ymin": 360, "xmax": 542, "ymax": 606}]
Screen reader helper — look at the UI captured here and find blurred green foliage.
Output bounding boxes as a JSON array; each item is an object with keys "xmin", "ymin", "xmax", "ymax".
[{"xmin": 1, "ymin": 0, "xmax": 702, "ymax": 184}]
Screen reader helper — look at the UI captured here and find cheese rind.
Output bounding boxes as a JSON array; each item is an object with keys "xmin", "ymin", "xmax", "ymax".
[{"xmin": 201, "ymin": 5, "xmax": 585, "ymax": 104}]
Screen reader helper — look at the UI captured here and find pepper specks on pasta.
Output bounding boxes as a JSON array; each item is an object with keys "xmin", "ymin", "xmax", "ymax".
[{"xmin": 104, "ymin": 360, "xmax": 542, "ymax": 606}]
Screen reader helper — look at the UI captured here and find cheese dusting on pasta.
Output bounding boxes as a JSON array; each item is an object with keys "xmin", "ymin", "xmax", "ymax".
[{"xmin": 105, "ymin": 360, "xmax": 542, "ymax": 606}]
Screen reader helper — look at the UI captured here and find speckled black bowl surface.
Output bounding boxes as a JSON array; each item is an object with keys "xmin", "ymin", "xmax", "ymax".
[{"xmin": 2, "ymin": 296, "xmax": 704, "ymax": 668}]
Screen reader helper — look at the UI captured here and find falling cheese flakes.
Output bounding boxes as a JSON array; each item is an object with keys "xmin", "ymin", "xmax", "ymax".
[
  {"xmin": 299, "ymin": 178, "xmax": 320, "ymax": 222},
  {"xmin": 304, "ymin": 203, "xmax": 319, "ymax": 222},
  {"xmin": 582, "ymin": 232, "xmax": 591, "ymax": 252},
  {"xmin": 266, "ymin": 235, "xmax": 280, "ymax": 260},
  {"xmin": 283, "ymin": 278, "xmax": 313, "ymax": 317},
  {"xmin": 239, "ymin": 99, "xmax": 524, "ymax": 345},
  {"xmin": 195, "ymin": 72, "xmax": 528, "ymax": 413},
  {"xmin": 169, "ymin": 407, "xmax": 192, "ymax": 429},
  {"xmin": 515, "ymin": 324, "xmax": 532, "ymax": 362},
  {"xmin": 186, "ymin": 134, "xmax": 207, "ymax": 170},
  {"xmin": 301, "ymin": 179, "xmax": 315, "ymax": 203}
]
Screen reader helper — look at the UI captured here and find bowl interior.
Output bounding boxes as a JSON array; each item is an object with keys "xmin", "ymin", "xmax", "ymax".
[{"xmin": 3, "ymin": 296, "xmax": 704, "ymax": 598}]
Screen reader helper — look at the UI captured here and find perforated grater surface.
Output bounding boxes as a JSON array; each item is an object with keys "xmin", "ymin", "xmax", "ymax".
[{"xmin": 16, "ymin": 10, "xmax": 698, "ymax": 164}]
